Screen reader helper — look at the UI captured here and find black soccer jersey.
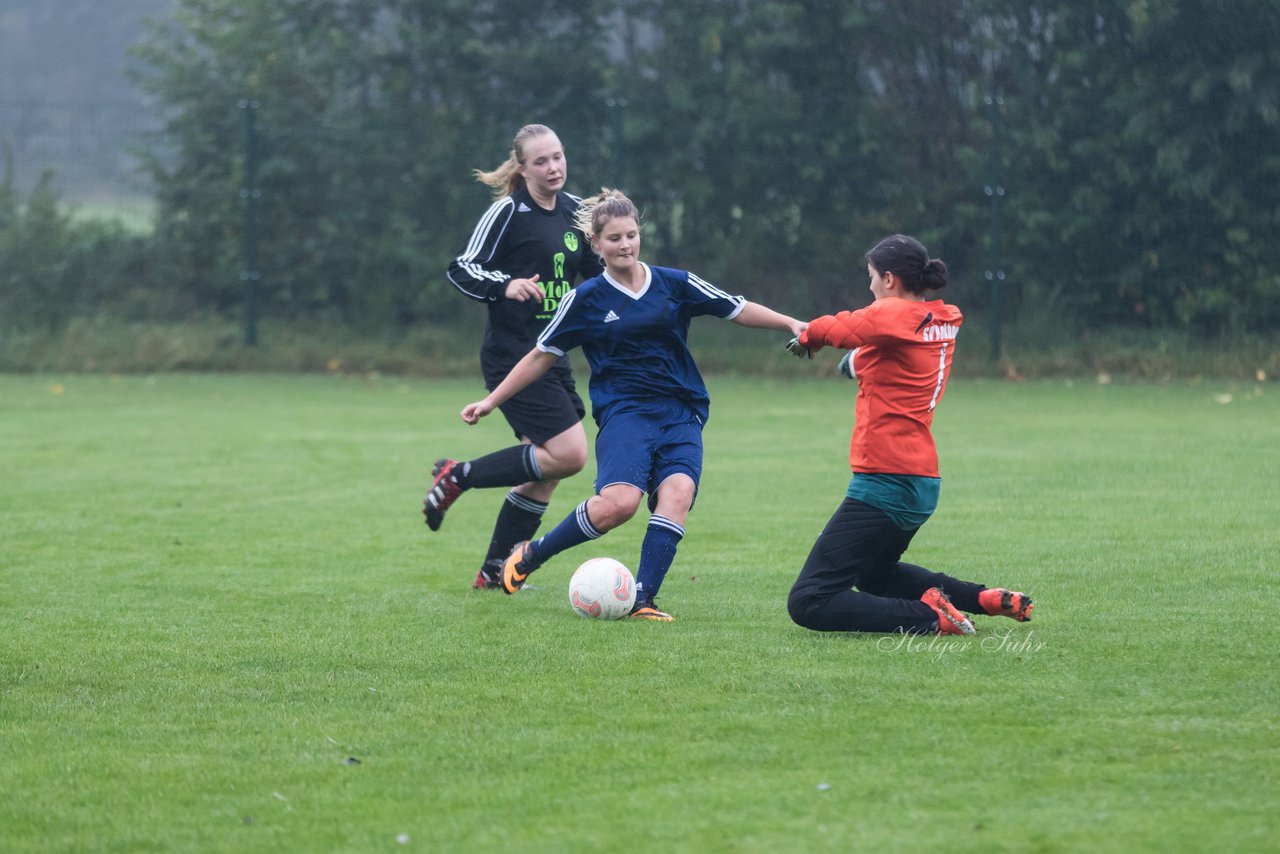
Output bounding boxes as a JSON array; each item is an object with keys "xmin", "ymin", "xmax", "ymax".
[{"xmin": 447, "ymin": 187, "xmax": 603, "ymax": 379}]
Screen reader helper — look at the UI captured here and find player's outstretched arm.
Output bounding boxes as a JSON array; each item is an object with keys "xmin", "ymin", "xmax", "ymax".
[
  {"xmin": 732, "ymin": 301, "xmax": 808, "ymax": 338},
  {"xmin": 461, "ymin": 348, "xmax": 559, "ymax": 424}
]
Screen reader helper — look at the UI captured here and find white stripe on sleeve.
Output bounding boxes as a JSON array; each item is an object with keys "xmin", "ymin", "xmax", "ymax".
[
  {"xmin": 535, "ymin": 288, "xmax": 578, "ymax": 357},
  {"xmin": 447, "ymin": 198, "xmax": 514, "ymax": 298}
]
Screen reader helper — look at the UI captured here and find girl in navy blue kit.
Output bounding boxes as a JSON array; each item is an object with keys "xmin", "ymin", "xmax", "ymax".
[
  {"xmin": 461, "ymin": 188, "xmax": 806, "ymax": 620},
  {"xmin": 425, "ymin": 125, "xmax": 603, "ymax": 591}
]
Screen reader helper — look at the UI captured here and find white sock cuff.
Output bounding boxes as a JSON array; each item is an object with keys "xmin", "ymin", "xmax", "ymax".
[
  {"xmin": 522, "ymin": 444, "xmax": 543, "ymax": 481},
  {"xmin": 575, "ymin": 500, "xmax": 604, "ymax": 539},
  {"xmin": 648, "ymin": 514, "xmax": 685, "ymax": 538},
  {"xmin": 505, "ymin": 490, "xmax": 548, "ymax": 515}
]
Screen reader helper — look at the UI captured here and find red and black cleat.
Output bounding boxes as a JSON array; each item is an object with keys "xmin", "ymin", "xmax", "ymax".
[
  {"xmin": 472, "ymin": 559, "xmax": 503, "ymax": 590},
  {"xmin": 423, "ymin": 458, "xmax": 463, "ymax": 531}
]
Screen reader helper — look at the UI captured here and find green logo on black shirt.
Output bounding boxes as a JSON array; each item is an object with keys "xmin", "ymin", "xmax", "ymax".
[
  {"xmin": 540, "ymin": 278, "xmax": 573, "ymax": 319},
  {"xmin": 564, "ymin": 232, "xmax": 579, "ymax": 252}
]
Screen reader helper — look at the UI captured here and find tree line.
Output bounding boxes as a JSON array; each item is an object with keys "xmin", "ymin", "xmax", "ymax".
[{"xmin": 3, "ymin": 0, "xmax": 1277, "ymax": 341}]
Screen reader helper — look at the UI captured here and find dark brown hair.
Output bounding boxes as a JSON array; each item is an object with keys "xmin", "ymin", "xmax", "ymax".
[{"xmin": 866, "ymin": 233, "xmax": 948, "ymax": 294}]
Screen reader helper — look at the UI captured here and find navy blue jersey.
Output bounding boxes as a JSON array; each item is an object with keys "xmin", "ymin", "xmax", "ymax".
[
  {"xmin": 447, "ymin": 186, "xmax": 603, "ymax": 379},
  {"xmin": 536, "ymin": 263, "xmax": 746, "ymax": 426}
]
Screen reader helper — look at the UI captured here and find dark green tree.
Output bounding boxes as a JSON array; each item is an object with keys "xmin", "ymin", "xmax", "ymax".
[
  {"xmin": 131, "ymin": 0, "xmax": 615, "ymax": 328},
  {"xmin": 979, "ymin": 0, "xmax": 1280, "ymax": 335},
  {"xmin": 122, "ymin": 0, "xmax": 1279, "ymax": 340}
]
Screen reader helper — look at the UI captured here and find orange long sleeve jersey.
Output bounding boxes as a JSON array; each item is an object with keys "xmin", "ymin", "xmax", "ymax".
[{"xmin": 799, "ymin": 298, "xmax": 963, "ymax": 478}]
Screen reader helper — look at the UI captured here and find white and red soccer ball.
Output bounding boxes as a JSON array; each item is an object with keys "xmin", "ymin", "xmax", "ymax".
[{"xmin": 568, "ymin": 558, "xmax": 636, "ymax": 620}]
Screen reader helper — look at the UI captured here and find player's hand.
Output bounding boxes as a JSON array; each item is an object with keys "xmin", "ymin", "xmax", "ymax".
[
  {"xmin": 505, "ymin": 275, "xmax": 544, "ymax": 302},
  {"xmin": 838, "ymin": 350, "xmax": 857, "ymax": 379},
  {"xmin": 786, "ymin": 337, "xmax": 812, "ymax": 360},
  {"xmin": 461, "ymin": 400, "xmax": 494, "ymax": 424}
]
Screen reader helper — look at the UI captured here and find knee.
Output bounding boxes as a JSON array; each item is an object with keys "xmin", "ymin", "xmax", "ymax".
[
  {"xmin": 559, "ymin": 444, "xmax": 588, "ymax": 473},
  {"xmin": 653, "ymin": 474, "xmax": 697, "ymax": 518},
  {"xmin": 591, "ymin": 493, "xmax": 640, "ymax": 530},
  {"xmin": 787, "ymin": 585, "xmax": 820, "ymax": 629},
  {"xmin": 544, "ymin": 445, "xmax": 587, "ymax": 476},
  {"xmin": 520, "ymin": 479, "xmax": 559, "ymax": 503},
  {"xmin": 661, "ymin": 476, "xmax": 696, "ymax": 510}
]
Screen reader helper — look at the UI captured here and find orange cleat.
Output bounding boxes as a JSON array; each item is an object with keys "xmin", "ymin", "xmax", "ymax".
[
  {"xmin": 501, "ymin": 541, "xmax": 537, "ymax": 595},
  {"xmin": 978, "ymin": 588, "xmax": 1034, "ymax": 622},
  {"xmin": 921, "ymin": 587, "xmax": 975, "ymax": 636},
  {"xmin": 628, "ymin": 599, "xmax": 675, "ymax": 622}
]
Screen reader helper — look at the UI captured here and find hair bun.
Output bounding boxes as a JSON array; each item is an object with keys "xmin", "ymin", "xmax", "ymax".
[{"xmin": 922, "ymin": 258, "xmax": 948, "ymax": 291}]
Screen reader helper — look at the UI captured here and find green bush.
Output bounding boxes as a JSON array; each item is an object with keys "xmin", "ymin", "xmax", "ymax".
[{"xmin": 0, "ymin": 162, "xmax": 164, "ymax": 330}]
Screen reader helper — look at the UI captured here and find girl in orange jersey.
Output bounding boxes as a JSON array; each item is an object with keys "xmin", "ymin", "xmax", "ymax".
[{"xmin": 786, "ymin": 234, "xmax": 1033, "ymax": 635}]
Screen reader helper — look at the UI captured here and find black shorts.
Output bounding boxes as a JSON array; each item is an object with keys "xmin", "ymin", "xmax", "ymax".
[{"xmin": 489, "ymin": 367, "xmax": 586, "ymax": 446}]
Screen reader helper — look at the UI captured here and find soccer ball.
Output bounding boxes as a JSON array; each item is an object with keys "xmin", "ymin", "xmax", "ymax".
[{"xmin": 568, "ymin": 558, "xmax": 636, "ymax": 620}]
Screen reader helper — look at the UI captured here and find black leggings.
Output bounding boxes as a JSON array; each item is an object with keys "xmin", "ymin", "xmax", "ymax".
[{"xmin": 787, "ymin": 497, "xmax": 986, "ymax": 633}]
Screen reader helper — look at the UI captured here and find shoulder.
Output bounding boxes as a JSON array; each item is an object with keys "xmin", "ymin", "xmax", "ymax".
[
  {"xmin": 556, "ymin": 192, "xmax": 587, "ymax": 223},
  {"xmin": 647, "ymin": 265, "xmax": 699, "ymax": 288},
  {"xmin": 563, "ymin": 275, "xmax": 606, "ymax": 307},
  {"xmin": 641, "ymin": 265, "xmax": 690, "ymax": 294},
  {"xmin": 464, "ymin": 196, "xmax": 515, "ymax": 241},
  {"xmin": 506, "ymin": 188, "xmax": 541, "ymax": 216},
  {"xmin": 575, "ymin": 274, "xmax": 605, "ymax": 294},
  {"xmin": 870, "ymin": 298, "xmax": 964, "ymax": 338},
  {"xmin": 647, "ymin": 264, "xmax": 684, "ymax": 280},
  {"xmin": 867, "ymin": 299, "xmax": 939, "ymax": 322},
  {"xmin": 926, "ymin": 300, "xmax": 963, "ymax": 323},
  {"xmin": 481, "ymin": 195, "xmax": 515, "ymax": 217}
]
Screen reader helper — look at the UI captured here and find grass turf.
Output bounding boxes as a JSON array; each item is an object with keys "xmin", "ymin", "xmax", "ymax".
[{"xmin": 1, "ymin": 372, "xmax": 1276, "ymax": 852}]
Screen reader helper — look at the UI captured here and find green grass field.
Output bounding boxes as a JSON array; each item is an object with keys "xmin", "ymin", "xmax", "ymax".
[{"xmin": 2, "ymin": 372, "xmax": 1276, "ymax": 852}]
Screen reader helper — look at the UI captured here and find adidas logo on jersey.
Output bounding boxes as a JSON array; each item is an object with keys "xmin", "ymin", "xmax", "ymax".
[
  {"xmin": 603, "ymin": 310, "xmax": 620, "ymax": 323},
  {"xmin": 518, "ymin": 202, "xmax": 531, "ymax": 212}
]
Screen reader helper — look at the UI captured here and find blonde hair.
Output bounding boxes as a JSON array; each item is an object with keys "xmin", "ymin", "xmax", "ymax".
[
  {"xmin": 474, "ymin": 124, "xmax": 558, "ymax": 198},
  {"xmin": 573, "ymin": 187, "xmax": 641, "ymax": 249}
]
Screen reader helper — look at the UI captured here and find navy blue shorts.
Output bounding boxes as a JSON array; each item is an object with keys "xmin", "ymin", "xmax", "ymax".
[{"xmin": 594, "ymin": 400, "xmax": 703, "ymax": 508}]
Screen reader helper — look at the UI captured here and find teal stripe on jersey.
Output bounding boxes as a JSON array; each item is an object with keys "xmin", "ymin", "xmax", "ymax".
[{"xmin": 846, "ymin": 472, "xmax": 940, "ymax": 530}]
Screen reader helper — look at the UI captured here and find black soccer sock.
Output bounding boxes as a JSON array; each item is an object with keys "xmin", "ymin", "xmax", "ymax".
[
  {"xmin": 483, "ymin": 490, "xmax": 550, "ymax": 565},
  {"xmin": 455, "ymin": 444, "xmax": 541, "ymax": 490},
  {"xmin": 882, "ymin": 562, "xmax": 985, "ymax": 614}
]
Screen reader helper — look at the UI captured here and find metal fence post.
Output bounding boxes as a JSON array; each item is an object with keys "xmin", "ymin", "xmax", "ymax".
[
  {"xmin": 984, "ymin": 93, "xmax": 1005, "ymax": 362},
  {"xmin": 239, "ymin": 98, "xmax": 261, "ymax": 347}
]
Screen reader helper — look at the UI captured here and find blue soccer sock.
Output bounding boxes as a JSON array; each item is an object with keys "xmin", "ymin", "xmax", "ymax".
[
  {"xmin": 528, "ymin": 500, "xmax": 603, "ymax": 568},
  {"xmin": 635, "ymin": 515, "xmax": 685, "ymax": 602}
]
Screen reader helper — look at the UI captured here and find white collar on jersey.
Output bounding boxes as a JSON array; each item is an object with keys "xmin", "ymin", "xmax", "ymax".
[{"xmin": 603, "ymin": 263, "xmax": 651, "ymax": 300}]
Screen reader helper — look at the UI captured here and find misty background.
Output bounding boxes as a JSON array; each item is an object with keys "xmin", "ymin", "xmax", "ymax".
[
  {"xmin": 2, "ymin": 1, "xmax": 1276, "ymax": 375},
  {"xmin": 1, "ymin": 1, "xmax": 176, "ymax": 215}
]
